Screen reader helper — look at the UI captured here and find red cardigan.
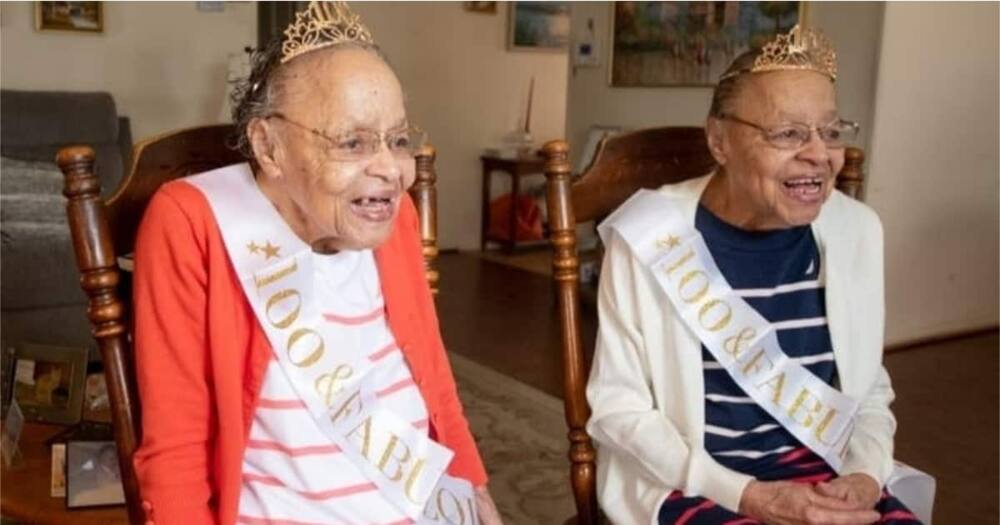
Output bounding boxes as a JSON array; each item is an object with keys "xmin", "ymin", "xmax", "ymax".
[{"xmin": 132, "ymin": 179, "xmax": 487, "ymax": 525}]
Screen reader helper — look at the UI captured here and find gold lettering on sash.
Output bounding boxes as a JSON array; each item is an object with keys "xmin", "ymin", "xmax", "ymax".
[
  {"xmin": 265, "ymin": 289, "xmax": 301, "ymax": 329},
  {"xmin": 678, "ymin": 270, "xmax": 710, "ymax": 304},
  {"xmin": 466, "ymin": 496, "xmax": 477, "ymax": 525},
  {"xmin": 723, "ymin": 328, "xmax": 756, "ymax": 358},
  {"xmin": 756, "ymin": 372, "xmax": 786, "ymax": 404},
  {"xmin": 740, "ymin": 349, "xmax": 774, "ymax": 377},
  {"xmin": 813, "ymin": 407, "xmax": 840, "ymax": 445},
  {"xmin": 347, "ymin": 416, "xmax": 373, "ymax": 458},
  {"xmin": 376, "ymin": 434, "xmax": 411, "ymax": 482},
  {"xmin": 697, "ymin": 299, "xmax": 732, "ymax": 332},
  {"xmin": 663, "ymin": 248, "xmax": 695, "ymax": 278},
  {"xmin": 330, "ymin": 390, "xmax": 362, "ymax": 424},
  {"xmin": 286, "ymin": 327, "xmax": 325, "ymax": 367},
  {"xmin": 787, "ymin": 387, "xmax": 825, "ymax": 428},
  {"xmin": 315, "ymin": 365, "xmax": 354, "ymax": 406},
  {"xmin": 253, "ymin": 259, "xmax": 298, "ymax": 290},
  {"xmin": 403, "ymin": 458, "xmax": 428, "ymax": 503},
  {"xmin": 837, "ymin": 424, "xmax": 854, "ymax": 459},
  {"xmin": 435, "ymin": 487, "xmax": 467, "ymax": 525},
  {"xmin": 656, "ymin": 235, "xmax": 680, "ymax": 250}
]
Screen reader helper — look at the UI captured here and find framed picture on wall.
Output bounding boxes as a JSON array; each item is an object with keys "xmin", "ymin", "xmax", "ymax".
[
  {"xmin": 464, "ymin": 2, "xmax": 497, "ymax": 14},
  {"xmin": 508, "ymin": 2, "xmax": 570, "ymax": 52},
  {"xmin": 35, "ymin": 2, "xmax": 104, "ymax": 33},
  {"xmin": 610, "ymin": 1, "xmax": 806, "ymax": 87}
]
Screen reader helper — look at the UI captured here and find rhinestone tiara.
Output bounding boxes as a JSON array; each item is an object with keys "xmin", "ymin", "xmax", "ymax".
[
  {"xmin": 281, "ymin": 1, "xmax": 375, "ymax": 65},
  {"xmin": 720, "ymin": 24, "xmax": 837, "ymax": 82}
]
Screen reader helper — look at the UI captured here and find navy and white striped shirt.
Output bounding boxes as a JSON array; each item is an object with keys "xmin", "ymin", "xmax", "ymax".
[{"xmin": 695, "ymin": 204, "xmax": 838, "ymax": 479}]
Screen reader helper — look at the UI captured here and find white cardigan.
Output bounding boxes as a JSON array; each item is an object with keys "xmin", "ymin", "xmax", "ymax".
[{"xmin": 586, "ymin": 175, "xmax": 896, "ymax": 524}]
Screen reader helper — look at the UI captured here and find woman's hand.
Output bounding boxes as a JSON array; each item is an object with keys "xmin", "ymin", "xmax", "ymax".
[
  {"xmin": 815, "ymin": 474, "xmax": 882, "ymax": 510},
  {"xmin": 739, "ymin": 480, "xmax": 880, "ymax": 525},
  {"xmin": 474, "ymin": 485, "xmax": 504, "ymax": 525}
]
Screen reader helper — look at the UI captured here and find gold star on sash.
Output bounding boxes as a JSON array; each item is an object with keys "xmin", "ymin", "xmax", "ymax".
[
  {"xmin": 247, "ymin": 241, "xmax": 260, "ymax": 254},
  {"xmin": 657, "ymin": 235, "xmax": 680, "ymax": 250},
  {"xmin": 261, "ymin": 241, "xmax": 281, "ymax": 260}
]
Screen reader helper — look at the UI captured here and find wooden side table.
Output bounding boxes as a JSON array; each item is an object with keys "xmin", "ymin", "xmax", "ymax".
[
  {"xmin": 480, "ymin": 154, "xmax": 546, "ymax": 253},
  {"xmin": 2, "ymin": 422, "xmax": 128, "ymax": 524}
]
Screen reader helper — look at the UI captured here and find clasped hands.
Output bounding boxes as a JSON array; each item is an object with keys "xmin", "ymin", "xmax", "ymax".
[{"xmin": 739, "ymin": 473, "xmax": 881, "ymax": 525}]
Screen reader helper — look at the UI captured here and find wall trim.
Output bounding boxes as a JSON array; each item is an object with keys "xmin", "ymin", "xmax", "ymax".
[{"xmin": 885, "ymin": 325, "xmax": 999, "ymax": 354}]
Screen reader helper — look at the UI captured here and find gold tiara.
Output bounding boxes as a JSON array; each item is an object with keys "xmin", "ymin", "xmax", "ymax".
[
  {"xmin": 720, "ymin": 24, "xmax": 837, "ymax": 81},
  {"xmin": 281, "ymin": 1, "xmax": 375, "ymax": 64}
]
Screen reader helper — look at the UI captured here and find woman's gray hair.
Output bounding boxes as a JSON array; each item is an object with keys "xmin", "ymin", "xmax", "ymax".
[
  {"xmin": 708, "ymin": 48, "xmax": 764, "ymax": 118},
  {"xmin": 229, "ymin": 38, "xmax": 389, "ymax": 160}
]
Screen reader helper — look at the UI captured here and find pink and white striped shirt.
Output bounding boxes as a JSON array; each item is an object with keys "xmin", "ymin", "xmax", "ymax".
[{"xmin": 238, "ymin": 250, "xmax": 429, "ymax": 525}]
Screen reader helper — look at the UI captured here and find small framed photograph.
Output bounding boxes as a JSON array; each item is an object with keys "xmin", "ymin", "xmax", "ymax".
[
  {"xmin": 35, "ymin": 2, "xmax": 104, "ymax": 33},
  {"xmin": 83, "ymin": 372, "xmax": 111, "ymax": 423},
  {"xmin": 507, "ymin": 2, "xmax": 570, "ymax": 52},
  {"xmin": 1, "ymin": 400, "xmax": 24, "ymax": 467},
  {"xmin": 463, "ymin": 1, "xmax": 497, "ymax": 14},
  {"xmin": 12, "ymin": 344, "xmax": 87, "ymax": 425},
  {"xmin": 66, "ymin": 440, "xmax": 125, "ymax": 508},
  {"xmin": 51, "ymin": 443, "xmax": 67, "ymax": 497}
]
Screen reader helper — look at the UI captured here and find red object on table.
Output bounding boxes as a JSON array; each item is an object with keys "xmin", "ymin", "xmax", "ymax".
[
  {"xmin": 488, "ymin": 193, "xmax": 543, "ymax": 243},
  {"xmin": 480, "ymin": 154, "xmax": 547, "ymax": 252}
]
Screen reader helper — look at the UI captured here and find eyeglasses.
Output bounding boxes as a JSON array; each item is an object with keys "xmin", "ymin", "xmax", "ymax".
[
  {"xmin": 268, "ymin": 113, "xmax": 427, "ymax": 161},
  {"xmin": 718, "ymin": 113, "xmax": 860, "ymax": 150}
]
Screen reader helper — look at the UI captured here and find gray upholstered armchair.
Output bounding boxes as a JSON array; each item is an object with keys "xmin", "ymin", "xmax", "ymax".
[{"xmin": 1, "ymin": 89, "xmax": 133, "ymax": 348}]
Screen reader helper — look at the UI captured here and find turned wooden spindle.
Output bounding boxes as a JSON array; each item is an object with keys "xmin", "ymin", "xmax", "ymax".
[
  {"xmin": 412, "ymin": 145, "xmax": 440, "ymax": 294},
  {"xmin": 542, "ymin": 139, "xmax": 600, "ymax": 525},
  {"xmin": 58, "ymin": 146, "xmax": 145, "ymax": 525},
  {"xmin": 836, "ymin": 146, "xmax": 866, "ymax": 200}
]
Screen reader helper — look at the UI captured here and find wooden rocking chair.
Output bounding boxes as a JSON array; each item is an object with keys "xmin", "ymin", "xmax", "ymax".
[
  {"xmin": 58, "ymin": 125, "xmax": 439, "ymax": 523},
  {"xmin": 541, "ymin": 126, "xmax": 866, "ymax": 524}
]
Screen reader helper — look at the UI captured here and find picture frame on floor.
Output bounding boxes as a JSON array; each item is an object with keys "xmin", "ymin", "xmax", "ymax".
[{"xmin": 12, "ymin": 343, "xmax": 87, "ymax": 425}]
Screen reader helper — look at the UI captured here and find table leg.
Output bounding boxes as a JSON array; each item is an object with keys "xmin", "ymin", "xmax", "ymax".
[
  {"xmin": 507, "ymin": 172, "xmax": 520, "ymax": 253},
  {"xmin": 481, "ymin": 168, "xmax": 491, "ymax": 251}
]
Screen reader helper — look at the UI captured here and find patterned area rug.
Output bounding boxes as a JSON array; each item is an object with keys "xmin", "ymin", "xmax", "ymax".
[{"xmin": 449, "ymin": 353, "xmax": 575, "ymax": 524}]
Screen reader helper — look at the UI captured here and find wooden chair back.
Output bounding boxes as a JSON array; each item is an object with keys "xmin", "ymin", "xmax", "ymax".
[
  {"xmin": 540, "ymin": 127, "xmax": 867, "ymax": 525},
  {"xmin": 58, "ymin": 125, "xmax": 439, "ymax": 524}
]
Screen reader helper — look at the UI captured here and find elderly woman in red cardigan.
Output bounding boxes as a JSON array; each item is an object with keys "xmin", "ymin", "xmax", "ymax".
[{"xmin": 130, "ymin": 3, "xmax": 500, "ymax": 524}]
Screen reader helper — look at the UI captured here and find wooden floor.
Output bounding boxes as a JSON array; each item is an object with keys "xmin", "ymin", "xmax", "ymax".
[{"xmin": 436, "ymin": 251, "xmax": 999, "ymax": 525}]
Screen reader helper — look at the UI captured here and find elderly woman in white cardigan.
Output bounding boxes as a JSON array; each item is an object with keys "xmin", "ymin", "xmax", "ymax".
[{"xmin": 587, "ymin": 26, "xmax": 923, "ymax": 525}]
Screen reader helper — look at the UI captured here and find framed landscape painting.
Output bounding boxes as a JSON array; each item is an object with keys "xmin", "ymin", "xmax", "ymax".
[
  {"xmin": 611, "ymin": 1, "xmax": 803, "ymax": 87},
  {"xmin": 508, "ymin": 2, "xmax": 570, "ymax": 51}
]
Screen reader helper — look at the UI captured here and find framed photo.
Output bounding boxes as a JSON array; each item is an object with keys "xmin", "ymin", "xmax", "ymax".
[
  {"xmin": 508, "ymin": 2, "xmax": 570, "ymax": 52},
  {"xmin": 610, "ymin": 1, "xmax": 805, "ymax": 87},
  {"xmin": 35, "ymin": 2, "xmax": 104, "ymax": 33},
  {"xmin": 83, "ymin": 371, "xmax": 111, "ymax": 423},
  {"xmin": 66, "ymin": 440, "xmax": 125, "ymax": 508},
  {"xmin": 12, "ymin": 344, "xmax": 87, "ymax": 425},
  {"xmin": 51, "ymin": 443, "xmax": 67, "ymax": 497},
  {"xmin": 463, "ymin": 1, "xmax": 497, "ymax": 14}
]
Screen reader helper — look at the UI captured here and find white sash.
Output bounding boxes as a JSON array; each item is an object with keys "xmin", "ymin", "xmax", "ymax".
[
  {"xmin": 187, "ymin": 165, "xmax": 477, "ymax": 524},
  {"xmin": 599, "ymin": 190, "xmax": 858, "ymax": 471}
]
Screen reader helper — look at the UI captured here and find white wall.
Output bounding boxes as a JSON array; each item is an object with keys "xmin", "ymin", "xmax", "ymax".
[
  {"xmin": 0, "ymin": 2, "xmax": 569, "ymax": 251},
  {"xmin": 565, "ymin": 2, "xmax": 884, "ymax": 166},
  {"xmin": 0, "ymin": 1, "xmax": 255, "ymax": 140},
  {"xmin": 866, "ymin": 2, "xmax": 999, "ymax": 344},
  {"xmin": 354, "ymin": 2, "xmax": 568, "ymax": 250}
]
